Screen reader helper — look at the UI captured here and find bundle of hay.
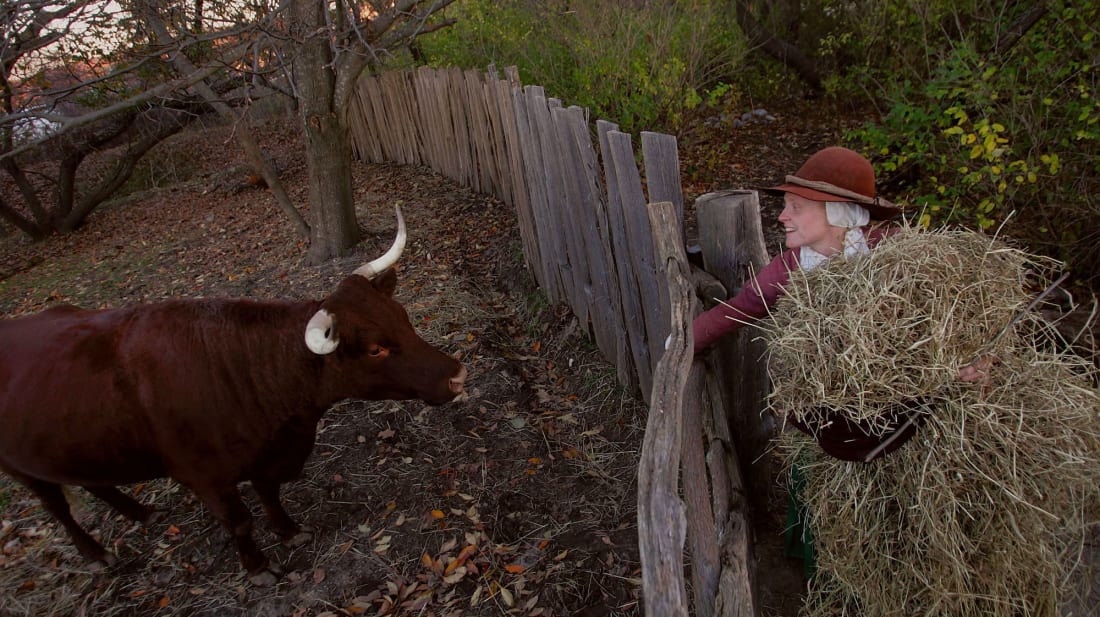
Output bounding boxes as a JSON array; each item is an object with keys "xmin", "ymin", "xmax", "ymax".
[{"xmin": 764, "ymin": 227, "xmax": 1100, "ymax": 617}]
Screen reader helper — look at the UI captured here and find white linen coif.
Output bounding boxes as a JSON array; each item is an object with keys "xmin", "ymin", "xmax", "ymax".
[{"xmin": 799, "ymin": 202, "xmax": 871, "ymax": 271}]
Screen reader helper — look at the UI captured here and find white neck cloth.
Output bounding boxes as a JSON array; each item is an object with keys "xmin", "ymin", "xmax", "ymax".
[{"xmin": 799, "ymin": 202, "xmax": 872, "ymax": 271}]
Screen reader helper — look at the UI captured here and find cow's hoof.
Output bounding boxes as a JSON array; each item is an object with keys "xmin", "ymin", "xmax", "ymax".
[
  {"xmin": 248, "ymin": 562, "xmax": 283, "ymax": 587},
  {"xmin": 282, "ymin": 526, "xmax": 314, "ymax": 548},
  {"xmin": 87, "ymin": 552, "xmax": 118, "ymax": 572},
  {"xmin": 144, "ymin": 509, "xmax": 167, "ymax": 526}
]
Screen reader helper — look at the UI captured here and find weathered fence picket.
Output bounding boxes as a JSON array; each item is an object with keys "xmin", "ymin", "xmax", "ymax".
[{"xmin": 638, "ymin": 201, "xmax": 692, "ymax": 617}]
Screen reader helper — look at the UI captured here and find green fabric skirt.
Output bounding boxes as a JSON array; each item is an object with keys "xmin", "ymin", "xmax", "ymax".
[{"xmin": 784, "ymin": 461, "xmax": 817, "ymax": 579}]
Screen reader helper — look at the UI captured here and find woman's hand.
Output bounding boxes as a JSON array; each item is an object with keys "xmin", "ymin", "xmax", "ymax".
[{"xmin": 958, "ymin": 355, "xmax": 998, "ymax": 385}]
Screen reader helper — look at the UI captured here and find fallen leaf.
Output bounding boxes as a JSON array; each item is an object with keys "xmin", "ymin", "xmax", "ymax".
[
  {"xmin": 313, "ymin": 568, "xmax": 326, "ymax": 583},
  {"xmin": 157, "ymin": 596, "xmax": 170, "ymax": 608}
]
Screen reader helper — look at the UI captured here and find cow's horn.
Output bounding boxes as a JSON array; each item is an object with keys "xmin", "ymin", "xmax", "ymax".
[
  {"xmin": 304, "ymin": 309, "xmax": 338, "ymax": 355},
  {"xmin": 353, "ymin": 204, "xmax": 406, "ymax": 280}
]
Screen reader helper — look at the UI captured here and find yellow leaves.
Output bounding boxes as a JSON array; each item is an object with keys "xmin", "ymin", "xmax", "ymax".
[{"xmin": 1040, "ymin": 153, "xmax": 1061, "ymax": 174}]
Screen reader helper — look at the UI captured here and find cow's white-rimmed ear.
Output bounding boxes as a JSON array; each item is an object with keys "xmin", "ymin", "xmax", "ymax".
[{"xmin": 305, "ymin": 309, "xmax": 338, "ymax": 355}]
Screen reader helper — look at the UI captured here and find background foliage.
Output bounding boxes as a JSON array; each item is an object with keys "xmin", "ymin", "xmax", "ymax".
[
  {"xmin": 418, "ymin": 0, "xmax": 748, "ymax": 132},
  {"xmin": 421, "ymin": 0, "xmax": 1100, "ymax": 287},
  {"xmin": 834, "ymin": 1, "xmax": 1100, "ymax": 286}
]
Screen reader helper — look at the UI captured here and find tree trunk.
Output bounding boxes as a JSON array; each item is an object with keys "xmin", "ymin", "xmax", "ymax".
[
  {"xmin": 3, "ymin": 160, "xmax": 53, "ymax": 234},
  {"xmin": 303, "ymin": 114, "xmax": 358, "ymax": 264},
  {"xmin": 992, "ymin": 5, "xmax": 1048, "ymax": 56},
  {"xmin": 59, "ymin": 115, "xmax": 189, "ymax": 232},
  {"xmin": 734, "ymin": 0, "xmax": 823, "ymax": 92},
  {"xmin": 0, "ymin": 194, "xmax": 46, "ymax": 240},
  {"xmin": 292, "ymin": 0, "xmax": 360, "ymax": 265}
]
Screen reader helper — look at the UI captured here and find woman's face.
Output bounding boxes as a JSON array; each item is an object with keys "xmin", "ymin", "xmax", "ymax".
[{"xmin": 778, "ymin": 193, "xmax": 842, "ymax": 254}]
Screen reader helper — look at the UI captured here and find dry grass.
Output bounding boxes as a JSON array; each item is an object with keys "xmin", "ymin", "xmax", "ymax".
[{"xmin": 763, "ymin": 227, "xmax": 1100, "ymax": 616}]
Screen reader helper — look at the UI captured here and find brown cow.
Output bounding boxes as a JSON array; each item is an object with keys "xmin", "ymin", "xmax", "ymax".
[{"xmin": 0, "ymin": 206, "xmax": 466, "ymax": 585}]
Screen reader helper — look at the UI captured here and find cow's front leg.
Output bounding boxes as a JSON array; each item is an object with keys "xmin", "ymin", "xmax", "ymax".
[
  {"xmin": 252, "ymin": 478, "xmax": 313, "ymax": 547},
  {"xmin": 189, "ymin": 483, "xmax": 279, "ymax": 585}
]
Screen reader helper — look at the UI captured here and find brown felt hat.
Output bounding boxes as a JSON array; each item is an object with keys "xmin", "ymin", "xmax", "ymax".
[{"xmin": 765, "ymin": 147, "xmax": 901, "ymax": 220}]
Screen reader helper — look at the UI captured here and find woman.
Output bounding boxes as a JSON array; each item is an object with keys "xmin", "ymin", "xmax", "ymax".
[
  {"xmin": 693, "ymin": 146, "xmax": 992, "ymax": 461},
  {"xmin": 693, "ymin": 146, "xmax": 912, "ymax": 577},
  {"xmin": 693, "ymin": 146, "xmax": 901, "ymax": 355}
]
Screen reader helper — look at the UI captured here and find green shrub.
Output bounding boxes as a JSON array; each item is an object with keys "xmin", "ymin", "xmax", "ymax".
[
  {"xmin": 418, "ymin": 0, "xmax": 749, "ymax": 133},
  {"xmin": 839, "ymin": 1, "xmax": 1100, "ymax": 283}
]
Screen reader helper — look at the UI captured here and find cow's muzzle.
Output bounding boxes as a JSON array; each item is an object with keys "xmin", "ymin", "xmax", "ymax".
[{"xmin": 449, "ymin": 365, "xmax": 467, "ymax": 395}]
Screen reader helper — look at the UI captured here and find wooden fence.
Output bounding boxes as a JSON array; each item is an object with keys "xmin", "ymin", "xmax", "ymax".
[
  {"xmin": 347, "ymin": 66, "xmax": 688, "ymax": 402},
  {"xmin": 346, "ymin": 66, "xmax": 776, "ymax": 617}
]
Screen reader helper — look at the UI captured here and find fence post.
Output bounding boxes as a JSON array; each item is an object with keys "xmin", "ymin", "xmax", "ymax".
[
  {"xmin": 639, "ymin": 201, "xmax": 693, "ymax": 617},
  {"xmin": 644, "ymin": 200, "xmax": 759, "ymax": 617},
  {"xmin": 695, "ymin": 190, "xmax": 775, "ymax": 505}
]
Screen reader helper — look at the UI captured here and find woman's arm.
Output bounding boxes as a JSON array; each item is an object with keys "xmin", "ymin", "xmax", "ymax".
[{"xmin": 692, "ymin": 249, "xmax": 799, "ymax": 354}]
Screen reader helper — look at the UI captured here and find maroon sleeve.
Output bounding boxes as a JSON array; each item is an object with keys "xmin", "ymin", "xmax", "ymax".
[{"xmin": 692, "ymin": 249, "xmax": 799, "ymax": 353}]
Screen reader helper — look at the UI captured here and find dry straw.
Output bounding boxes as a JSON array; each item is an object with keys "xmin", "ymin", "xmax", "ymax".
[{"xmin": 764, "ymin": 227, "xmax": 1100, "ymax": 616}]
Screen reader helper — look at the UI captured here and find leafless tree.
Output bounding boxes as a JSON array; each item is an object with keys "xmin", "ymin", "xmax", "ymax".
[
  {"xmin": 0, "ymin": 1, "xmax": 199, "ymax": 236},
  {"xmin": 3, "ymin": 1, "xmax": 457, "ymax": 264}
]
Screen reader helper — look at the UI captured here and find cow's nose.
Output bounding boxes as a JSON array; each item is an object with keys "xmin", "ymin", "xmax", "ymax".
[{"xmin": 449, "ymin": 365, "xmax": 467, "ymax": 394}]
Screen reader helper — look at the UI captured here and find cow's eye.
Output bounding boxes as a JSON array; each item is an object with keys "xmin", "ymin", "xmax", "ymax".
[{"xmin": 367, "ymin": 344, "xmax": 388, "ymax": 358}]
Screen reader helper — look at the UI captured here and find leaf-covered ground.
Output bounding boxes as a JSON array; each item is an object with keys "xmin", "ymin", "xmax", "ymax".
[{"xmin": 0, "ymin": 100, "xmax": 869, "ymax": 616}]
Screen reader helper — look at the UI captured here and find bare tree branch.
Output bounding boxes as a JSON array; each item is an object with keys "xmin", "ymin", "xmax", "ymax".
[{"xmin": 134, "ymin": 0, "xmax": 309, "ymax": 237}]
